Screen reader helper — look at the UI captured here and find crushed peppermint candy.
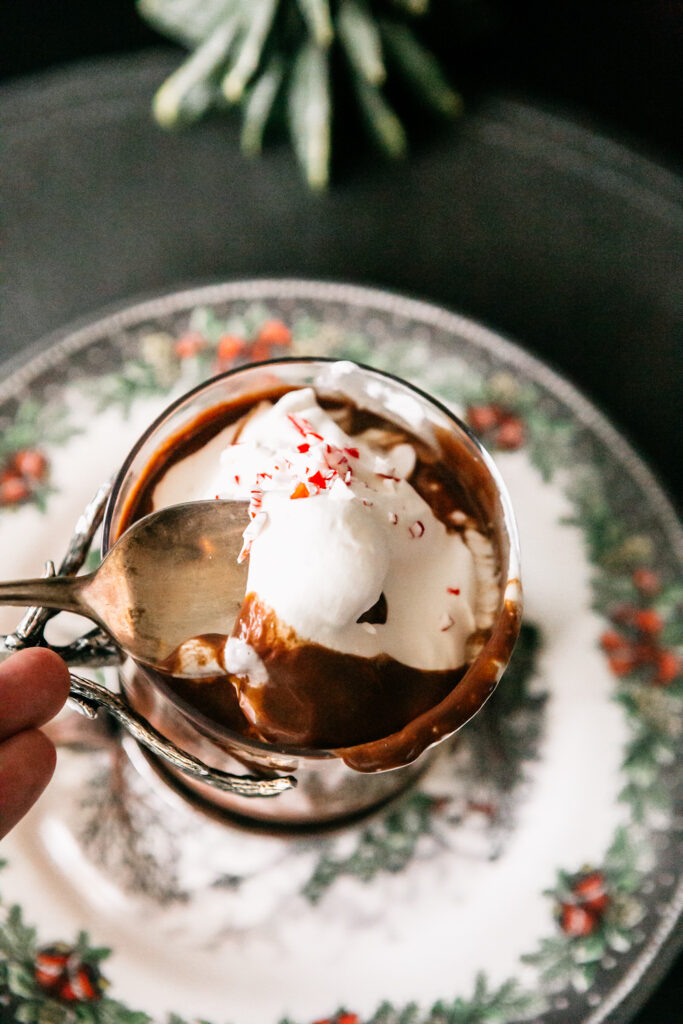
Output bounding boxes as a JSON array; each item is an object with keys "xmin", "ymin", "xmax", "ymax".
[
  {"xmin": 409, "ymin": 520, "xmax": 425, "ymax": 538},
  {"xmin": 439, "ymin": 613, "xmax": 455, "ymax": 632},
  {"xmin": 447, "ymin": 587, "xmax": 461, "ymax": 595},
  {"xmin": 230, "ymin": 417, "xmax": 364, "ymax": 526},
  {"xmin": 388, "ymin": 512, "xmax": 399, "ymax": 525},
  {"xmin": 239, "ymin": 511, "xmax": 268, "ymax": 562},
  {"xmin": 307, "ymin": 470, "xmax": 327, "ymax": 491},
  {"xmin": 287, "ymin": 413, "xmax": 323, "ymax": 441}
]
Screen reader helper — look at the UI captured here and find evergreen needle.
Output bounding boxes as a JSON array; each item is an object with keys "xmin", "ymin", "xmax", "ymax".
[
  {"xmin": 288, "ymin": 42, "xmax": 331, "ymax": 189},
  {"xmin": 354, "ymin": 78, "xmax": 407, "ymax": 158},
  {"xmin": 296, "ymin": 0, "xmax": 334, "ymax": 48},
  {"xmin": 380, "ymin": 19, "xmax": 462, "ymax": 117},
  {"xmin": 338, "ymin": 0, "xmax": 386, "ymax": 86},
  {"xmin": 241, "ymin": 55, "xmax": 285, "ymax": 155},
  {"xmin": 222, "ymin": 0, "xmax": 280, "ymax": 103}
]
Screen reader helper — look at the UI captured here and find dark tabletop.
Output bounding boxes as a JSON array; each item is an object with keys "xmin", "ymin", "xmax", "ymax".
[{"xmin": 2, "ymin": 4, "xmax": 681, "ymax": 1021}]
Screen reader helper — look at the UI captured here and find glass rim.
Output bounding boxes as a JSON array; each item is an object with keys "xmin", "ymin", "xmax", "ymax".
[{"xmin": 102, "ymin": 357, "xmax": 522, "ymax": 764}]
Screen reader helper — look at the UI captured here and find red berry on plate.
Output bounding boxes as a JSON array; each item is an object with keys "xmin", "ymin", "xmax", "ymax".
[
  {"xmin": 632, "ymin": 568, "xmax": 660, "ymax": 595},
  {"xmin": 175, "ymin": 331, "xmax": 206, "ymax": 358},
  {"xmin": 12, "ymin": 448, "xmax": 47, "ymax": 481},
  {"xmin": 466, "ymin": 404, "xmax": 499, "ymax": 433},
  {"xmin": 600, "ymin": 629, "xmax": 626, "ymax": 652},
  {"xmin": 0, "ymin": 475, "xmax": 30, "ymax": 505},
  {"xmin": 257, "ymin": 319, "xmax": 292, "ymax": 347},
  {"xmin": 35, "ymin": 948, "xmax": 70, "ymax": 989},
  {"xmin": 573, "ymin": 871, "xmax": 609, "ymax": 914},
  {"xmin": 634, "ymin": 609, "xmax": 663, "ymax": 635},
  {"xmin": 35, "ymin": 944, "xmax": 105, "ymax": 1002},
  {"xmin": 495, "ymin": 416, "xmax": 525, "ymax": 450},
  {"xmin": 58, "ymin": 965, "xmax": 100, "ymax": 1002},
  {"xmin": 560, "ymin": 903, "xmax": 596, "ymax": 936},
  {"xmin": 217, "ymin": 334, "xmax": 245, "ymax": 361},
  {"xmin": 654, "ymin": 650, "xmax": 680, "ymax": 685}
]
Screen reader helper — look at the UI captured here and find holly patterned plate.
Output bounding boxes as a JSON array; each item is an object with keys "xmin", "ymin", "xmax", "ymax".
[{"xmin": 0, "ymin": 280, "xmax": 680, "ymax": 1024}]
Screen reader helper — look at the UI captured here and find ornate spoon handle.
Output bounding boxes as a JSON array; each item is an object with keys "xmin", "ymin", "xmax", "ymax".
[{"xmin": 68, "ymin": 673, "xmax": 295, "ymax": 798}]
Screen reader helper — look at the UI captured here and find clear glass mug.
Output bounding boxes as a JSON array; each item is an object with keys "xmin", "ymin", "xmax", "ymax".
[{"xmin": 102, "ymin": 359, "xmax": 522, "ymax": 826}]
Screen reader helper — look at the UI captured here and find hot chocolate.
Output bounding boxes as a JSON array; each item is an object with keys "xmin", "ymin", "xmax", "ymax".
[{"xmin": 116, "ymin": 361, "xmax": 520, "ymax": 774}]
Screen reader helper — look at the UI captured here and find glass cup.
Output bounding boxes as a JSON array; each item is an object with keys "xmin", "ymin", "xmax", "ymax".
[{"xmin": 102, "ymin": 359, "xmax": 522, "ymax": 826}]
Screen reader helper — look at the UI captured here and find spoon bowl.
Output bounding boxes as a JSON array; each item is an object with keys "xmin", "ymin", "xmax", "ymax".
[{"xmin": 0, "ymin": 500, "xmax": 250, "ymax": 670}]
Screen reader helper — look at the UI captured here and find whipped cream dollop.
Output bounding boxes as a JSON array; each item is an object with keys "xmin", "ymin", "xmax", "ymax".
[{"xmin": 153, "ymin": 385, "xmax": 499, "ymax": 672}]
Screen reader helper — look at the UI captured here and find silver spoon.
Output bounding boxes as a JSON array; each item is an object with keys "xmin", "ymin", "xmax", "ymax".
[
  {"xmin": 0, "ymin": 500, "xmax": 251, "ymax": 669},
  {"xmin": 0, "ymin": 501, "xmax": 295, "ymax": 797}
]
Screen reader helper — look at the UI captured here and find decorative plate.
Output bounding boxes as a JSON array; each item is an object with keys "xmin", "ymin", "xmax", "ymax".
[{"xmin": 0, "ymin": 280, "xmax": 680, "ymax": 1024}]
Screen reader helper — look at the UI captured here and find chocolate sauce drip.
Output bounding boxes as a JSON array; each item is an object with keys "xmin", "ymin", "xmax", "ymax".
[{"xmin": 227, "ymin": 595, "xmax": 465, "ymax": 748}]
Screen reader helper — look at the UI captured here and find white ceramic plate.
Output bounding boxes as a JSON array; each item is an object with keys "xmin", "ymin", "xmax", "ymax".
[{"xmin": 0, "ymin": 280, "xmax": 680, "ymax": 1024}]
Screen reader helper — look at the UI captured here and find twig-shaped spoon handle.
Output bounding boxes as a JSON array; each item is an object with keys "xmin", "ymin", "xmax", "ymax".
[{"xmin": 68, "ymin": 673, "xmax": 295, "ymax": 797}]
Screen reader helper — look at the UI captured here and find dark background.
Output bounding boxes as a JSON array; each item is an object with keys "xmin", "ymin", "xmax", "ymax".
[{"xmin": 1, "ymin": 5, "xmax": 682, "ymax": 1020}]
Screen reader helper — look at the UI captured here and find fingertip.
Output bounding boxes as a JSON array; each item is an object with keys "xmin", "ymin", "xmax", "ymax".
[
  {"xmin": 0, "ymin": 728, "xmax": 57, "ymax": 839},
  {"xmin": 35, "ymin": 647, "xmax": 72, "ymax": 710},
  {"xmin": 9, "ymin": 647, "xmax": 71, "ymax": 699},
  {"xmin": 0, "ymin": 648, "xmax": 71, "ymax": 737}
]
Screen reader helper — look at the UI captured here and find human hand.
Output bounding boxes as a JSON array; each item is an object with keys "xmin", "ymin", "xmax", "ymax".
[{"xmin": 0, "ymin": 649, "xmax": 70, "ymax": 840}]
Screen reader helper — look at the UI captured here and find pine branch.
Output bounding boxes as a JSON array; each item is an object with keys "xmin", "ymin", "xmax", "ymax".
[{"xmin": 138, "ymin": 0, "xmax": 461, "ymax": 187}]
